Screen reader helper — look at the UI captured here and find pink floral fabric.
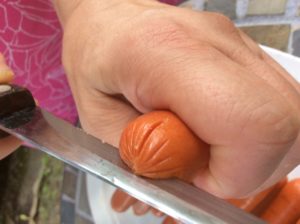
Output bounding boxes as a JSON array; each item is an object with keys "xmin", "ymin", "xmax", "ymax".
[
  {"xmin": 0, "ymin": 0, "xmax": 77, "ymax": 123},
  {"xmin": 0, "ymin": 0, "xmax": 181, "ymax": 123}
]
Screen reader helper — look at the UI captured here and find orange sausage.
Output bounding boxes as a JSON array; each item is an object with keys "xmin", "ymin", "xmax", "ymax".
[
  {"xmin": 227, "ymin": 178, "xmax": 287, "ymax": 214},
  {"xmin": 120, "ymin": 111, "xmax": 209, "ymax": 182},
  {"xmin": 297, "ymin": 218, "xmax": 300, "ymax": 224},
  {"xmin": 260, "ymin": 178, "xmax": 300, "ymax": 224},
  {"xmin": 251, "ymin": 178, "xmax": 287, "ymax": 216}
]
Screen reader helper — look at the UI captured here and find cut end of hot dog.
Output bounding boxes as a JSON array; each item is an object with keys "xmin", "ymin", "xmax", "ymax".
[{"xmin": 119, "ymin": 110, "xmax": 209, "ymax": 182}]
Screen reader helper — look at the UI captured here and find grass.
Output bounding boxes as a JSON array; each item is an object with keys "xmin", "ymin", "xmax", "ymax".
[{"xmin": 0, "ymin": 147, "xmax": 64, "ymax": 224}]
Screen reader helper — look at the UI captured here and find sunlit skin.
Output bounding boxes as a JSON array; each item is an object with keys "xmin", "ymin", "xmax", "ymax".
[
  {"xmin": 57, "ymin": 0, "xmax": 300, "ymax": 197},
  {"xmin": 1, "ymin": 0, "xmax": 300, "ymax": 221}
]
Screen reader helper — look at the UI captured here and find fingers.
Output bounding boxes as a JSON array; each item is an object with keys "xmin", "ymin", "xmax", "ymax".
[
  {"xmin": 193, "ymin": 21, "xmax": 300, "ymax": 115},
  {"xmin": 115, "ymin": 36, "xmax": 299, "ymax": 197},
  {"xmin": 162, "ymin": 216, "xmax": 180, "ymax": 224},
  {"xmin": 186, "ymin": 13, "xmax": 300, "ymax": 115},
  {"xmin": 111, "ymin": 189, "xmax": 152, "ymax": 216},
  {"xmin": 111, "ymin": 189, "xmax": 179, "ymax": 224},
  {"xmin": 132, "ymin": 200, "xmax": 151, "ymax": 215},
  {"xmin": 0, "ymin": 135, "xmax": 22, "ymax": 160},
  {"xmin": 73, "ymin": 86, "xmax": 140, "ymax": 147},
  {"xmin": 111, "ymin": 189, "xmax": 167, "ymax": 218},
  {"xmin": 152, "ymin": 208, "xmax": 164, "ymax": 217},
  {"xmin": 0, "ymin": 54, "xmax": 14, "ymax": 83},
  {"xmin": 235, "ymin": 30, "xmax": 300, "ymax": 193},
  {"xmin": 238, "ymin": 29, "xmax": 300, "ymax": 100},
  {"xmin": 111, "ymin": 189, "xmax": 138, "ymax": 212},
  {"xmin": 63, "ymin": 3, "xmax": 300, "ymax": 199},
  {"xmin": 0, "ymin": 53, "xmax": 22, "ymax": 159},
  {"xmin": 189, "ymin": 55, "xmax": 299, "ymax": 197},
  {"xmin": 221, "ymin": 33, "xmax": 300, "ymax": 194}
]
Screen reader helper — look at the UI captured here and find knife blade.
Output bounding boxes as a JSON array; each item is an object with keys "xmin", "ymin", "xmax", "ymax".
[{"xmin": 0, "ymin": 84, "xmax": 265, "ymax": 224}]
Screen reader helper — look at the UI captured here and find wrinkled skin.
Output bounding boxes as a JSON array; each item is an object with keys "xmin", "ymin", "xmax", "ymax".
[
  {"xmin": 61, "ymin": 0, "xmax": 300, "ymax": 198},
  {"xmin": 3, "ymin": 0, "xmax": 300, "ymax": 222}
]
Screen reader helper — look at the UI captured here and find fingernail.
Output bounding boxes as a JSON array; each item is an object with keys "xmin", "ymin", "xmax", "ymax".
[
  {"xmin": 0, "ymin": 84, "xmax": 12, "ymax": 93},
  {"xmin": 133, "ymin": 201, "xmax": 150, "ymax": 215},
  {"xmin": 111, "ymin": 190, "xmax": 137, "ymax": 212},
  {"xmin": 151, "ymin": 208, "xmax": 164, "ymax": 217}
]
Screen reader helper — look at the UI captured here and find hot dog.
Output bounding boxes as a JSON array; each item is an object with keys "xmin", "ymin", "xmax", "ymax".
[
  {"xmin": 227, "ymin": 178, "xmax": 287, "ymax": 214},
  {"xmin": 260, "ymin": 178, "xmax": 300, "ymax": 224},
  {"xmin": 119, "ymin": 110, "xmax": 299, "ymax": 223},
  {"xmin": 119, "ymin": 111, "xmax": 209, "ymax": 182}
]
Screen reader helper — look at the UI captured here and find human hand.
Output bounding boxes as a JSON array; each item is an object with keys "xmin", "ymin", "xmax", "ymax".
[
  {"xmin": 0, "ymin": 54, "xmax": 22, "ymax": 159},
  {"xmin": 59, "ymin": 0, "xmax": 300, "ymax": 198},
  {"xmin": 111, "ymin": 189, "xmax": 180, "ymax": 224}
]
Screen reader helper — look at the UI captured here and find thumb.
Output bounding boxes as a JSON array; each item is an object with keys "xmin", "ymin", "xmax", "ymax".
[{"xmin": 73, "ymin": 85, "xmax": 140, "ymax": 147}]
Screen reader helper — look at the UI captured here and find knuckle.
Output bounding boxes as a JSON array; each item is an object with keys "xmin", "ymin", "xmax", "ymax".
[
  {"xmin": 121, "ymin": 15, "xmax": 221, "ymax": 61},
  {"xmin": 129, "ymin": 18, "xmax": 189, "ymax": 50},
  {"xmin": 249, "ymin": 100, "xmax": 300, "ymax": 146},
  {"xmin": 203, "ymin": 12, "xmax": 235, "ymax": 29},
  {"xmin": 229, "ymin": 46, "xmax": 248, "ymax": 60}
]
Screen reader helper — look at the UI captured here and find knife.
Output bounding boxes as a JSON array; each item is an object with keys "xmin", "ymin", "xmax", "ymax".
[{"xmin": 0, "ymin": 84, "xmax": 265, "ymax": 224}]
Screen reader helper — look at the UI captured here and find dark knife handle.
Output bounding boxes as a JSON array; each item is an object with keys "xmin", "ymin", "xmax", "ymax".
[{"xmin": 0, "ymin": 84, "xmax": 36, "ymax": 138}]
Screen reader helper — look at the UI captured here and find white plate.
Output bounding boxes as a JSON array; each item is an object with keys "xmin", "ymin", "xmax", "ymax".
[{"xmin": 87, "ymin": 46, "xmax": 300, "ymax": 224}]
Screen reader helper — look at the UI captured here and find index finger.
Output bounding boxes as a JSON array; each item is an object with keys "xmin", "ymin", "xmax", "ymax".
[{"xmin": 0, "ymin": 54, "xmax": 14, "ymax": 83}]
